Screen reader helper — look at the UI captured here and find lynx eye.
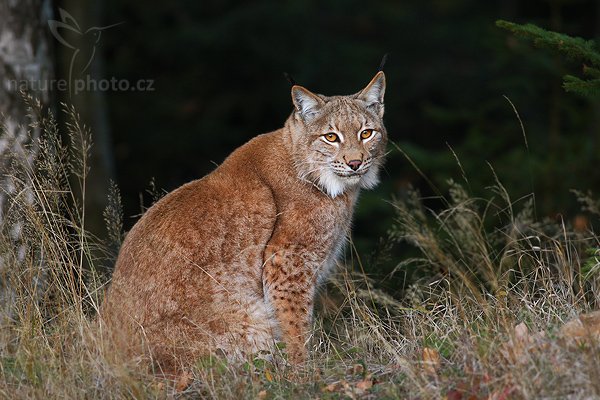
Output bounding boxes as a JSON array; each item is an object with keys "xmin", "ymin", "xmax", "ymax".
[
  {"xmin": 323, "ymin": 132, "xmax": 339, "ymax": 143},
  {"xmin": 360, "ymin": 129, "xmax": 374, "ymax": 140}
]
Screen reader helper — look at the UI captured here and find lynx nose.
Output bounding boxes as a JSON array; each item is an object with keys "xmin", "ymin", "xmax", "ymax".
[{"xmin": 346, "ymin": 159, "xmax": 362, "ymax": 171}]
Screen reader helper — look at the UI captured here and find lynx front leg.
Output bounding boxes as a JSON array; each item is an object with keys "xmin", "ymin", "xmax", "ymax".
[{"xmin": 263, "ymin": 244, "xmax": 317, "ymax": 364}]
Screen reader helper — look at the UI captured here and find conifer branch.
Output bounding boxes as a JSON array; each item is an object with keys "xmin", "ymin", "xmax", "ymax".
[{"xmin": 497, "ymin": 20, "xmax": 600, "ymax": 99}]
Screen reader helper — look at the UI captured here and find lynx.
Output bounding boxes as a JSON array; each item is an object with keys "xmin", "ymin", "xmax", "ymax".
[{"xmin": 101, "ymin": 71, "xmax": 388, "ymax": 371}]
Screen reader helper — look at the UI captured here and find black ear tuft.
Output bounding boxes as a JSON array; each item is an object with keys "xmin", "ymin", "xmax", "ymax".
[
  {"xmin": 378, "ymin": 53, "xmax": 389, "ymax": 72},
  {"xmin": 283, "ymin": 72, "xmax": 297, "ymax": 87}
]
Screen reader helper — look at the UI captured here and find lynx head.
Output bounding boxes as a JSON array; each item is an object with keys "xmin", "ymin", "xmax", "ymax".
[{"xmin": 288, "ymin": 72, "xmax": 387, "ymax": 198}]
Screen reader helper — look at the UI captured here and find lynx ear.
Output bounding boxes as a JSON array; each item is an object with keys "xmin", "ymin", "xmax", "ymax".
[
  {"xmin": 357, "ymin": 71, "xmax": 386, "ymax": 116},
  {"xmin": 291, "ymin": 85, "xmax": 324, "ymax": 120}
]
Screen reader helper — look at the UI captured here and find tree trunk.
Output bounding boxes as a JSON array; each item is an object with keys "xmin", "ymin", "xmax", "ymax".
[
  {"xmin": 0, "ymin": 0, "xmax": 54, "ymax": 189},
  {"xmin": 0, "ymin": 0, "xmax": 54, "ymax": 318}
]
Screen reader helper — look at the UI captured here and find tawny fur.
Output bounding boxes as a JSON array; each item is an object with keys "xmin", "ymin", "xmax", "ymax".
[{"xmin": 101, "ymin": 72, "xmax": 388, "ymax": 371}]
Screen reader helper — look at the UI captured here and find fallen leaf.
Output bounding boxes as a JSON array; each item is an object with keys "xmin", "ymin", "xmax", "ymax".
[
  {"xmin": 514, "ymin": 322, "xmax": 529, "ymax": 341},
  {"xmin": 265, "ymin": 369, "xmax": 273, "ymax": 382},
  {"xmin": 501, "ymin": 322, "xmax": 545, "ymax": 364},
  {"xmin": 175, "ymin": 371, "xmax": 192, "ymax": 392},
  {"xmin": 422, "ymin": 347, "xmax": 441, "ymax": 375},
  {"xmin": 574, "ymin": 214, "xmax": 589, "ymax": 232},
  {"xmin": 257, "ymin": 389, "xmax": 268, "ymax": 399},
  {"xmin": 446, "ymin": 389, "xmax": 463, "ymax": 400},
  {"xmin": 560, "ymin": 311, "xmax": 600, "ymax": 345},
  {"xmin": 355, "ymin": 378, "xmax": 373, "ymax": 391},
  {"xmin": 346, "ymin": 363, "xmax": 364, "ymax": 376},
  {"xmin": 323, "ymin": 381, "xmax": 344, "ymax": 392}
]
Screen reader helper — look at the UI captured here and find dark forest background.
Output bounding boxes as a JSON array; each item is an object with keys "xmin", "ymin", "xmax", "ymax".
[{"xmin": 50, "ymin": 0, "xmax": 600, "ymax": 288}]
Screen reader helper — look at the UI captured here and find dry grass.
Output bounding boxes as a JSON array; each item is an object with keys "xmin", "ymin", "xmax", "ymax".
[{"xmin": 1, "ymin": 100, "xmax": 599, "ymax": 399}]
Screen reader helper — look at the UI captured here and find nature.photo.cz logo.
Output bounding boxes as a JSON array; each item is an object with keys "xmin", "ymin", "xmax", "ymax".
[
  {"xmin": 8, "ymin": 75, "xmax": 155, "ymax": 96},
  {"xmin": 7, "ymin": 8, "xmax": 154, "ymax": 96}
]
